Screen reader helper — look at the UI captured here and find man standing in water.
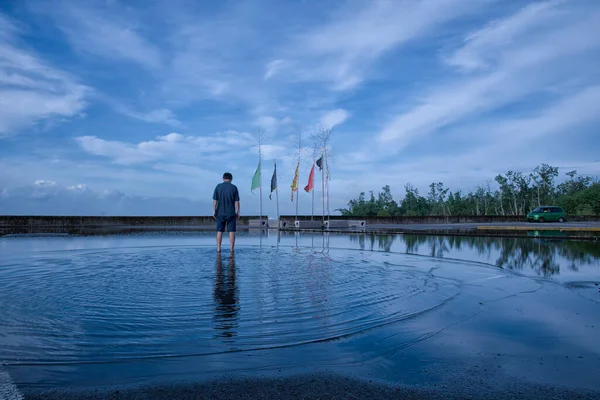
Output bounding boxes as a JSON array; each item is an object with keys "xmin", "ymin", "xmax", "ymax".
[{"xmin": 213, "ymin": 172, "xmax": 240, "ymax": 252}]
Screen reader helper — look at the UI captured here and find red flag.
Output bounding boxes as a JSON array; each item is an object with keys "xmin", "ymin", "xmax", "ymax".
[{"xmin": 304, "ymin": 164, "xmax": 315, "ymax": 192}]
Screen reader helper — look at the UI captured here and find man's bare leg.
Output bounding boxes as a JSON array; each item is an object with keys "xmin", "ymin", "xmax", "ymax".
[
  {"xmin": 216, "ymin": 231, "xmax": 223, "ymax": 252},
  {"xmin": 229, "ymin": 232, "xmax": 235, "ymax": 253}
]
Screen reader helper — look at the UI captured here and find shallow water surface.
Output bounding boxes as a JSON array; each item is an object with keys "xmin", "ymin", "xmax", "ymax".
[
  {"xmin": 0, "ymin": 246, "xmax": 459, "ymax": 364},
  {"xmin": 1, "ymin": 232, "xmax": 599, "ymax": 392}
]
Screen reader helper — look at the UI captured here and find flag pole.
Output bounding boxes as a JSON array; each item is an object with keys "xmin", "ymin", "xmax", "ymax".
[
  {"xmin": 295, "ymin": 134, "xmax": 301, "ymax": 221},
  {"xmin": 311, "ymin": 159, "xmax": 315, "ymax": 221},
  {"xmin": 326, "ymin": 176, "xmax": 330, "ymax": 221},
  {"xmin": 275, "ymin": 160, "xmax": 280, "ymax": 220},
  {"xmin": 259, "ymin": 147, "xmax": 263, "ymax": 224},
  {"xmin": 295, "ymin": 172, "xmax": 299, "ymax": 220},
  {"xmin": 325, "ymin": 150, "xmax": 330, "ymax": 221},
  {"xmin": 321, "ymin": 150, "xmax": 325, "ymax": 223}
]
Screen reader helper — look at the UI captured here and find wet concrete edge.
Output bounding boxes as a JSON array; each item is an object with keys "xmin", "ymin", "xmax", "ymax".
[{"xmin": 20, "ymin": 372, "xmax": 600, "ymax": 400}]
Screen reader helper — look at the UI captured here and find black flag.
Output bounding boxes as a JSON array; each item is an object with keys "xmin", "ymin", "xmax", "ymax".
[
  {"xmin": 269, "ymin": 161, "xmax": 277, "ymax": 199},
  {"xmin": 316, "ymin": 156, "xmax": 323, "ymax": 171}
]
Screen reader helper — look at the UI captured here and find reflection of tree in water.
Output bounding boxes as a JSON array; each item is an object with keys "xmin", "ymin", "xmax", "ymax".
[
  {"xmin": 213, "ymin": 255, "xmax": 239, "ymax": 340},
  {"xmin": 350, "ymin": 234, "xmax": 396, "ymax": 252},
  {"xmin": 355, "ymin": 234, "xmax": 600, "ymax": 277},
  {"xmin": 493, "ymin": 238, "xmax": 559, "ymax": 277}
]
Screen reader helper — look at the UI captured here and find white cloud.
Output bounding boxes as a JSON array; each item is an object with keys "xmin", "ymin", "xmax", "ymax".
[
  {"xmin": 255, "ymin": 115, "xmax": 293, "ymax": 134},
  {"xmin": 377, "ymin": 2, "xmax": 600, "ymax": 150},
  {"xmin": 1, "ymin": 180, "xmax": 211, "ymax": 215},
  {"xmin": 259, "ymin": 144, "xmax": 288, "ymax": 161},
  {"xmin": 286, "ymin": 0, "xmax": 489, "ymax": 90},
  {"xmin": 328, "ymin": 85, "xmax": 600, "ymax": 198},
  {"xmin": 486, "ymin": 85, "xmax": 600, "ymax": 145},
  {"xmin": 0, "ymin": 13, "xmax": 18, "ymax": 38},
  {"xmin": 0, "ymin": 12, "xmax": 89, "ymax": 137},
  {"xmin": 34, "ymin": 179, "xmax": 57, "ymax": 187},
  {"xmin": 152, "ymin": 163, "xmax": 211, "ymax": 177},
  {"xmin": 3, "ymin": 1, "xmax": 599, "ymax": 217},
  {"xmin": 436, "ymin": 85, "xmax": 600, "ymax": 168},
  {"xmin": 76, "ymin": 130, "xmax": 256, "ymax": 165},
  {"xmin": 320, "ymin": 109, "xmax": 349, "ymax": 128},
  {"xmin": 28, "ymin": 1, "xmax": 161, "ymax": 70},
  {"xmin": 264, "ymin": 59, "xmax": 286, "ymax": 80},
  {"xmin": 445, "ymin": 0, "xmax": 563, "ymax": 71},
  {"xmin": 0, "ymin": 155, "xmax": 213, "ymax": 199},
  {"xmin": 255, "ymin": 116, "xmax": 278, "ymax": 132},
  {"xmin": 67, "ymin": 183, "xmax": 91, "ymax": 192},
  {"xmin": 119, "ymin": 108, "xmax": 181, "ymax": 126}
]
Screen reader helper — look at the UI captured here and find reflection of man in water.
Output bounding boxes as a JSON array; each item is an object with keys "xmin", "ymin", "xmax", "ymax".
[
  {"xmin": 213, "ymin": 255, "xmax": 239, "ymax": 339},
  {"xmin": 212, "ymin": 172, "xmax": 240, "ymax": 253}
]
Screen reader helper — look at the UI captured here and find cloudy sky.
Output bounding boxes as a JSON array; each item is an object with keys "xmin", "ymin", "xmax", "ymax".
[{"xmin": 1, "ymin": 0, "xmax": 599, "ymax": 216}]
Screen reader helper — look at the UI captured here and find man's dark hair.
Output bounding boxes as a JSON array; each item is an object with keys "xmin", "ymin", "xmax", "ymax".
[{"xmin": 223, "ymin": 172, "xmax": 233, "ymax": 180}]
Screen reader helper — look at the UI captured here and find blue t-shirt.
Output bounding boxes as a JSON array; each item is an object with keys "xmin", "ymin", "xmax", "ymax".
[{"xmin": 213, "ymin": 182, "xmax": 240, "ymax": 217}]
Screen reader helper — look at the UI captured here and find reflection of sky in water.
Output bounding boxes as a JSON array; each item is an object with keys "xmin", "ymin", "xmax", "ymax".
[{"xmin": 1, "ymin": 232, "xmax": 599, "ymax": 391}]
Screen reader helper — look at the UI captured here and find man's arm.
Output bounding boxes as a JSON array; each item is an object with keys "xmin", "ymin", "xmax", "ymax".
[
  {"xmin": 212, "ymin": 185, "xmax": 219, "ymax": 218},
  {"xmin": 234, "ymin": 187, "xmax": 240, "ymax": 219}
]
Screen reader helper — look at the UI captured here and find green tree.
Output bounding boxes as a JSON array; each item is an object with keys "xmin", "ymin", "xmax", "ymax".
[{"xmin": 338, "ymin": 164, "xmax": 598, "ymax": 217}]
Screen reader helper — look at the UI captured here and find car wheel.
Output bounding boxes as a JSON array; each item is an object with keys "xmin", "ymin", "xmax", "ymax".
[
  {"xmin": 558, "ymin": 217, "xmax": 565, "ymax": 223},
  {"xmin": 538, "ymin": 217, "xmax": 545, "ymax": 223}
]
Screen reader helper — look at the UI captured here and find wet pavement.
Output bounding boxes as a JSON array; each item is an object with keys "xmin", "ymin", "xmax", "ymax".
[{"xmin": 0, "ymin": 231, "xmax": 599, "ymax": 399}]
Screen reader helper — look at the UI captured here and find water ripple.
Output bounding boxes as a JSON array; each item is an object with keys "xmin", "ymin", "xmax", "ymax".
[{"xmin": 0, "ymin": 246, "xmax": 460, "ymax": 365}]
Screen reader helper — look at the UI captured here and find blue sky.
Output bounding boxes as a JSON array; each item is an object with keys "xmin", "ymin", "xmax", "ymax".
[{"xmin": 1, "ymin": 0, "xmax": 599, "ymax": 216}]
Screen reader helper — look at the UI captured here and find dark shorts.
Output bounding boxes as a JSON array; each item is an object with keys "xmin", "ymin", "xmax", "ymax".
[{"xmin": 216, "ymin": 215, "xmax": 237, "ymax": 232}]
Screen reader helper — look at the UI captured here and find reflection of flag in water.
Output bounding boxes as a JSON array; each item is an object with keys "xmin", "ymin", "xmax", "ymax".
[
  {"xmin": 251, "ymin": 160, "xmax": 260, "ymax": 194},
  {"xmin": 290, "ymin": 163, "xmax": 299, "ymax": 201},
  {"xmin": 304, "ymin": 164, "xmax": 315, "ymax": 192},
  {"xmin": 269, "ymin": 161, "xmax": 277, "ymax": 200}
]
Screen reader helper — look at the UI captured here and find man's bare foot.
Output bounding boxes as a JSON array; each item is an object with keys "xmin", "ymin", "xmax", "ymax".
[{"xmin": 217, "ymin": 248, "xmax": 221, "ymax": 253}]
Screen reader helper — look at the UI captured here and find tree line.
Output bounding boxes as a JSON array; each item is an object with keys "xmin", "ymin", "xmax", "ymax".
[{"xmin": 338, "ymin": 164, "xmax": 600, "ymax": 217}]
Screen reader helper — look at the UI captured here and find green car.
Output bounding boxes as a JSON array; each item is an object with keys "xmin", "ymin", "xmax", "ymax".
[{"xmin": 526, "ymin": 206, "xmax": 566, "ymax": 223}]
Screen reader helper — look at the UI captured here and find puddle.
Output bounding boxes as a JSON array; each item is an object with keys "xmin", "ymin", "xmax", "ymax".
[{"xmin": 1, "ymin": 232, "xmax": 599, "ymax": 392}]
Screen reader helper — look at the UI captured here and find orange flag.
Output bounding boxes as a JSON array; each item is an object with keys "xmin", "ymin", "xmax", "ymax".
[{"xmin": 304, "ymin": 164, "xmax": 315, "ymax": 192}]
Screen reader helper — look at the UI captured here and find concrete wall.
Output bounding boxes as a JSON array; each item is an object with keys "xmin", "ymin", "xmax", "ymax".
[
  {"xmin": 2, "ymin": 214, "xmax": 600, "ymax": 228},
  {"xmin": 0, "ymin": 215, "xmax": 268, "ymax": 235},
  {"xmin": 280, "ymin": 215, "xmax": 600, "ymax": 223}
]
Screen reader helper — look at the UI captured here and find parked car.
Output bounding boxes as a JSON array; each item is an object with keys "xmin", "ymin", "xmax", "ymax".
[{"xmin": 526, "ymin": 206, "xmax": 566, "ymax": 223}]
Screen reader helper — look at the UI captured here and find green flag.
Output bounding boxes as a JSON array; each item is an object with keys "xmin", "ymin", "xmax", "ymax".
[{"xmin": 251, "ymin": 161, "xmax": 261, "ymax": 194}]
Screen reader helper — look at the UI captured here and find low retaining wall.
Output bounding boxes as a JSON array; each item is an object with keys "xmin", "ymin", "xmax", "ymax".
[
  {"xmin": 2, "ymin": 215, "xmax": 600, "ymax": 236},
  {"xmin": 0, "ymin": 215, "xmax": 263, "ymax": 228},
  {"xmin": 2, "ymin": 214, "xmax": 600, "ymax": 229},
  {"xmin": 280, "ymin": 215, "xmax": 600, "ymax": 223}
]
